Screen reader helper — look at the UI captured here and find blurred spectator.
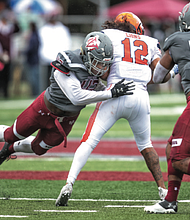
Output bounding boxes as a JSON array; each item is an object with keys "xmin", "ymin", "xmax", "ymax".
[
  {"xmin": 153, "ymin": 19, "xmax": 175, "ymax": 49},
  {"xmin": 0, "ymin": 41, "xmax": 6, "ymax": 71},
  {"xmin": 17, "ymin": 6, "xmax": 44, "ymax": 33},
  {"xmin": 0, "ymin": 9, "xmax": 20, "ymax": 98},
  {"xmin": 140, "ymin": 16, "xmax": 152, "ymax": 36},
  {"xmin": 38, "ymin": 14, "xmax": 72, "ymax": 92},
  {"xmin": 25, "ymin": 21, "xmax": 40, "ymax": 97}
]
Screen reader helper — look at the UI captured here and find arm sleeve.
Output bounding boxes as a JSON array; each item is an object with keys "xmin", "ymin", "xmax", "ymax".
[
  {"xmin": 54, "ymin": 70, "xmax": 112, "ymax": 105},
  {"xmin": 153, "ymin": 61, "xmax": 169, "ymax": 83}
]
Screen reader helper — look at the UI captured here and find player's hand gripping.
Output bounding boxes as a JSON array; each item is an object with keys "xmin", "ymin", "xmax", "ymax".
[{"xmin": 111, "ymin": 79, "xmax": 135, "ymax": 98}]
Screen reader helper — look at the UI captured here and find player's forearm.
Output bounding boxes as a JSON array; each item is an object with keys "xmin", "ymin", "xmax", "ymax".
[{"xmin": 54, "ymin": 70, "xmax": 111, "ymax": 106}]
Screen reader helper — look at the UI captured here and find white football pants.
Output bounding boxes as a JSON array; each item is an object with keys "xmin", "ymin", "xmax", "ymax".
[{"xmin": 67, "ymin": 88, "xmax": 153, "ymax": 184}]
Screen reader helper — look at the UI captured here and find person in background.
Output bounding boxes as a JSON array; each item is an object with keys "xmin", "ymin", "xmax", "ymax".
[
  {"xmin": 25, "ymin": 21, "xmax": 40, "ymax": 97},
  {"xmin": 38, "ymin": 14, "xmax": 71, "ymax": 93},
  {"xmin": 0, "ymin": 9, "xmax": 20, "ymax": 98},
  {"xmin": 144, "ymin": 2, "xmax": 190, "ymax": 214}
]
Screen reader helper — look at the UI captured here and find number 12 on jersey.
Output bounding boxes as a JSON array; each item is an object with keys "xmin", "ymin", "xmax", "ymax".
[{"xmin": 122, "ymin": 38, "xmax": 148, "ymax": 65}]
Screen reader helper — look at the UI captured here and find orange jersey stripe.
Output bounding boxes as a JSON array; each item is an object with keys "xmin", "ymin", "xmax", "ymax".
[
  {"xmin": 81, "ymin": 85, "xmax": 112, "ymax": 143},
  {"xmin": 81, "ymin": 102, "xmax": 102, "ymax": 143}
]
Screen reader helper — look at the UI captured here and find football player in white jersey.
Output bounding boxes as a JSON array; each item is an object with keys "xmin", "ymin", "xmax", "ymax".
[{"xmin": 55, "ymin": 12, "xmax": 170, "ymax": 206}]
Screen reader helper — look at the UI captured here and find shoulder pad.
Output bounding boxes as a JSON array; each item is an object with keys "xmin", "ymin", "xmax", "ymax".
[
  {"xmin": 163, "ymin": 32, "xmax": 178, "ymax": 52},
  {"xmin": 51, "ymin": 61, "xmax": 70, "ymax": 74},
  {"xmin": 51, "ymin": 52, "xmax": 70, "ymax": 74},
  {"xmin": 51, "ymin": 50, "xmax": 86, "ymax": 74}
]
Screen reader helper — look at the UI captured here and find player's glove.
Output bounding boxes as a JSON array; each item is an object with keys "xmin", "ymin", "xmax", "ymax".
[
  {"xmin": 170, "ymin": 64, "xmax": 178, "ymax": 78},
  {"xmin": 111, "ymin": 79, "xmax": 135, "ymax": 98}
]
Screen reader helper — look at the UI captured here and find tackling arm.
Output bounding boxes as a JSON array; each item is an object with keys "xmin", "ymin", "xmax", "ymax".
[
  {"xmin": 54, "ymin": 70, "xmax": 112, "ymax": 105},
  {"xmin": 54, "ymin": 70, "xmax": 135, "ymax": 105}
]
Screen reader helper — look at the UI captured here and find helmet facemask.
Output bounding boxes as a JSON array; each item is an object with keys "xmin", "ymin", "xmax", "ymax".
[
  {"xmin": 81, "ymin": 32, "xmax": 113, "ymax": 77},
  {"xmin": 86, "ymin": 51, "xmax": 112, "ymax": 77}
]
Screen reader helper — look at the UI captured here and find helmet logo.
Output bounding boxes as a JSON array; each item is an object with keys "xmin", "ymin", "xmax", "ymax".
[
  {"xmin": 86, "ymin": 35, "xmax": 100, "ymax": 50},
  {"xmin": 182, "ymin": 3, "xmax": 190, "ymax": 17}
]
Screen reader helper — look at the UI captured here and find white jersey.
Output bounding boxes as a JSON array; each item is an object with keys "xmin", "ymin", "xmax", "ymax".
[
  {"xmin": 66, "ymin": 29, "xmax": 162, "ymax": 186},
  {"xmin": 102, "ymin": 29, "xmax": 161, "ymax": 88}
]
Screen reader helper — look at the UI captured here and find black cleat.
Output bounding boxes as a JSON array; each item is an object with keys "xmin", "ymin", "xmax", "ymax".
[{"xmin": 0, "ymin": 142, "xmax": 12, "ymax": 165}]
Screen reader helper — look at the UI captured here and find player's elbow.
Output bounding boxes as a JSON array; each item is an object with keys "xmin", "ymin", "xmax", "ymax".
[
  {"xmin": 69, "ymin": 95, "xmax": 85, "ymax": 105},
  {"xmin": 69, "ymin": 97, "xmax": 81, "ymax": 105},
  {"xmin": 153, "ymin": 74, "xmax": 161, "ymax": 83}
]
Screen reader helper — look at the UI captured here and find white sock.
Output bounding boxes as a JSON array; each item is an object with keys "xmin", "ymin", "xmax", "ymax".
[
  {"xmin": 13, "ymin": 136, "xmax": 35, "ymax": 153},
  {"xmin": 67, "ymin": 142, "xmax": 93, "ymax": 185},
  {"xmin": 0, "ymin": 125, "xmax": 9, "ymax": 142}
]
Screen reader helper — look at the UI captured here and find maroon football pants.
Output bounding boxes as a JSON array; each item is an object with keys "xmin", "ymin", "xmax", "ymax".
[
  {"xmin": 4, "ymin": 91, "xmax": 79, "ymax": 155},
  {"xmin": 168, "ymin": 96, "xmax": 190, "ymax": 161}
]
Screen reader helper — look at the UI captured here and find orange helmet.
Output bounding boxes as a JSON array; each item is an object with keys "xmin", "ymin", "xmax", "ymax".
[{"xmin": 115, "ymin": 12, "xmax": 144, "ymax": 35}]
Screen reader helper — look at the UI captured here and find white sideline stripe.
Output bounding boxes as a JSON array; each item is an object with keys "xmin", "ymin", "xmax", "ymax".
[
  {"xmin": 17, "ymin": 157, "xmax": 145, "ymax": 161},
  {"xmin": 0, "ymin": 215, "xmax": 28, "ymax": 218},
  {"xmin": 151, "ymin": 106, "xmax": 185, "ymax": 116},
  {"xmin": 105, "ymin": 205, "xmax": 145, "ymax": 208},
  {"xmin": 34, "ymin": 210, "xmax": 97, "ymax": 213},
  {"xmin": 0, "ymin": 197, "xmax": 190, "ymax": 203}
]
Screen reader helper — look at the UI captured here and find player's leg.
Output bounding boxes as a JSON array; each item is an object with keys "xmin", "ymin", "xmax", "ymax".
[
  {"xmin": 0, "ymin": 114, "xmax": 41, "ymax": 165},
  {"xmin": 145, "ymin": 103, "xmax": 190, "ymax": 213},
  {"xmin": 0, "ymin": 135, "xmax": 37, "ymax": 165},
  {"xmin": 67, "ymin": 100, "xmax": 119, "ymax": 184},
  {"xmin": 56, "ymin": 100, "xmax": 119, "ymax": 206},
  {"xmin": 172, "ymin": 157, "xmax": 190, "ymax": 174},
  {"xmin": 141, "ymin": 147, "xmax": 166, "ymax": 189},
  {"xmin": 144, "ymin": 159, "xmax": 183, "ymax": 214},
  {"xmin": 165, "ymin": 102, "xmax": 190, "ymax": 201},
  {"xmin": 128, "ymin": 92, "xmax": 167, "ymax": 198},
  {"xmin": 0, "ymin": 92, "xmax": 46, "ymax": 150},
  {"xmin": 0, "ymin": 90, "xmax": 74, "ymax": 159},
  {"xmin": 55, "ymin": 141, "xmax": 93, "ymax": 206},
  {"xmin": 165, "ymin": 141, "xmax": 171, "ymax": 160},
  {"xmin": 31, "ymin": 113, "xmax": 79, "ymax": 155}
]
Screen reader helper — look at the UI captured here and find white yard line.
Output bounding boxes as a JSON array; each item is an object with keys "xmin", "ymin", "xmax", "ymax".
[
  {"xmin": 34, "ymin": 210, "xmax": 97, "ymax": 213},
  {"xmin": 0, "ymin": 198, "xmax": 189, "ymax": 215},
  {"xmin": 0, "ymin": 215, "xmax": 28, "ymax": 218},
  {"xmin": 150, "ymin": 106, "xmax": 185, "ymax": 115},
  {"xmin": 0, "ymin": 197, "xmax": 189, "ymax": 203},
  {"xmin": 104, "ymin": 205, "xmax": 145, "ymax": 208}
]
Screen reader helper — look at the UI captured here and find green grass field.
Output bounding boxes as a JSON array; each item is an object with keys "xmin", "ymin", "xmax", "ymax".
[
  {"xmin": 0, "ymin": 159, "xmax": 190, "ymax": 219},
  {"xmin": 0, "ymin": 93, "xmax": 190, "ymax": 219}
]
